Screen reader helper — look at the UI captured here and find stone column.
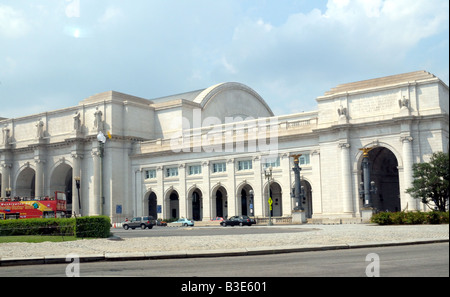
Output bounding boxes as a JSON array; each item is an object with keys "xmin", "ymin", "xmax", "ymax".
[
  {"xmin": 401, "ymin": 136, "xmax": 417, "ymax": 211},
  {"xmin": 339, "ymin": 143, "xmax": 353, "ymax": 214},
  {"xmin": 226, "ymin": 159, "xmax": 237, "ymax": 216},
  {"xmin": 310, "ymin": 150, "xmax": 322, "ymax": 216},
  {"xmin": 156, "ymin": 166, "xmax": 164, "ymax": 220},
  {"xmin": 1, "ymin": 163, "xmax": 11, "ymax": 198},
  {"xmin": 91, "ymin": 147, "xmax": 101, "ymax": 216},
  {"xmin": 34, "ymin": 158, "xmax": 45, "ymax": 198},
  {"xmin": 253, "ymin": 156, "xmax": 263, "ymax": 217},
  {"xmin": 202, "ymin": 161, "xmax": 211, "ymax": 221},
  {"xmin": 179, "ymin": 164, "xmax": 187, "ymax": 219}
]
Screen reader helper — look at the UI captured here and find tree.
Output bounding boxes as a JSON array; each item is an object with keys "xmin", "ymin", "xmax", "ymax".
[{"xmin": 406, "ymin": 152, "xmax": 449, "ymax": 212}]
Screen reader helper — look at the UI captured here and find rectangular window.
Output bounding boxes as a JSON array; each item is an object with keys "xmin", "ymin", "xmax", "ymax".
[
  {"xmin": 263, "ymin": 157, "xmax": 280, "ymax": 169},
  {"xmin": 238, "ymin": 160, "xmax": 253, "ymax": 171},
  {"xmin": 213, "ymin": 162, "xmax": 227, "ymax": 173},
  {"xmin": 166, "ymin": 167, "xmax": 179, "ymax": 177},
  {"xmin": 189, "ymin": 165, "xmax": 202, "ymax": 175},
  {"xmin": 299, "ymin": 154, "xmax": 310, "ymax": 165},
  {"xmin": 145, "ymin": 169, "xmax": 157, "ymax": 179}
]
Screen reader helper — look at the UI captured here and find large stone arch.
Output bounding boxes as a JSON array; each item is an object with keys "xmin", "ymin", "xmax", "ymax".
[
  {"xmin": 164, "ymin": 188, "xmax": 179, "ymax": 219},
  {"xmin": 357, "ymin": 146, "xmax": 401, "ymax": 212},
  {"xmin": 49, "ymin": 162, "xmax": 73, "ymax": 214},
  {"xmin": 211, "ymin": 183, "xmax": 228, "ymax": 219},
  {"xmin": 354, "ymin": 141, "xmax": 403, "ymax": 171},
  {"xmin": 236, "ymin": 182, "xmax": 254, "ymax": 216},
  {"xmin": 263, "ymin": 181, "xmax": 283, "ymax": 217},
  {"xmin": 143, "ymin": 189, "xmax": 158, "ymax": 219},
  {"xmin": 15, "ymin": 166, "xmax": 36, "ymax": 198},
  {"xmin": 187, "ymin": 186, "xmax": 203, "ymax": 221}
]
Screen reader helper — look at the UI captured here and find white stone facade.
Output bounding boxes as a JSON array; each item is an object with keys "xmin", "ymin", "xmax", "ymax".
[{"xmin": 1, "ymin": 71, "xmax": 448, "ymax": 222}]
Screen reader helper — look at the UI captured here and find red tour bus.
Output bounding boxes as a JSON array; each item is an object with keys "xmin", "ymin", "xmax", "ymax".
[{"xmin": 0, "ymin": 191, "xmax": 67, "ymax": 220}]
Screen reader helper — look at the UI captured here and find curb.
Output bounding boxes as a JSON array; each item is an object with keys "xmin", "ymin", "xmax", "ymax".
[{"xmin": 0, "ymin": 238, "xmax": 448, "ymax": 267}]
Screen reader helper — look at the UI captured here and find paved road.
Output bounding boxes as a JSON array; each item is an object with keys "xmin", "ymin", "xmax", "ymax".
[
  {"xmin": 1, "ymin": 243, "xmax": 447, "ymax": 277},
  {"xmin": 110, "ymin": 225, "xmax": 317, "ymax": 238}
]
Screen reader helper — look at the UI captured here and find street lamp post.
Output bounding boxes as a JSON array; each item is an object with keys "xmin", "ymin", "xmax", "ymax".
[
  {"xmin": 97, "ymin": 131, "xmax": 106, "ymax": 215},
  {"xmin": 359, "ymin": 147, "xmax": 378, "ymax": 223},
  {"xmin": 74, "ymin": 176, "xmax": 81, "ymax": 216},
  {"xmin": 249, "ymin": 189, "xmax": 254, "ymax": 217},
  {"xmin": 264, "ymin": 166, "xmax": 273, "ymax": 226},
  {"xmin": 291, "ymin": 154, "xmax": 304, "ymax": 211},
  {"xmin": 359, "ymin": 148, "xmax": 377, "ymax": 208}
]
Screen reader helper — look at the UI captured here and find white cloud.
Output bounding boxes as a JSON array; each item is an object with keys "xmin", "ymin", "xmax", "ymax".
[
  {"xmin": 0, "ymin": 4, "xmax": 30, "ymax": 38},
  {"xmin": 215, "ymin": 0, "xmax": 449, "ymax": 114},
  {"xmin": 98, "ymin": 6, "xmax": 124, "ymax": 24},
  {"xmin": 221, "ymin": 57, "xmax": 238, "ymax": 75}
]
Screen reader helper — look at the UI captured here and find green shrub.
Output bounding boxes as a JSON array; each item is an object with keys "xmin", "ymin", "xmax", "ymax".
[
  {"xmin": 370, "ymin": 212, "xmax": 392, "ymax": 225},
  {"xmin": 426, "ymin": 211, "xmax": 449, "ymax": 224},
  {"xmin": 371, "ymin": 211, "xmax": 449, "ymax": 225},
  {"xmin": 0, "ymin": 216, "xmax": 112, "ymax": 238},
  {"xmin": 404, "ymin": 211, "xmax": 426, "ymax": 225},
  {"xmin": 75, "ymin": 216, "xmax": 111, "ymax": 238},
  {"xmin": 390, "ymin": 212, "xmax": 406, "ymax": 225},
  {"xmin": 0, "ymin": 218, "xmax": 75, "ymax": 236}
]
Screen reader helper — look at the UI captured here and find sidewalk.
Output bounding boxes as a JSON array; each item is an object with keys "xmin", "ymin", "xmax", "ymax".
[{"xmin": 0, "ymin": 224, "xmax": 448, "ymax": 266}]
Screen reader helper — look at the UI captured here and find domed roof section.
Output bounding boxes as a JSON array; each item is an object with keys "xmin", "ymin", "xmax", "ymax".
[{"xmin": 193, "ymin": 82, "xmax": 274, "ymax": 119}]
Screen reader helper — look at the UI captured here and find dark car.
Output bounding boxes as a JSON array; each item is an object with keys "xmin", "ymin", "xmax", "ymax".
[
  {"xmin": 122, "ymin": 216, "xmax": 156, "ymax": 230},
  {"xmin": 220, "ymin": 215, "xmax": 254, "ymax": 227}
]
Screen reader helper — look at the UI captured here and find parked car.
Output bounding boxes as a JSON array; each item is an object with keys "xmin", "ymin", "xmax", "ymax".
[
  {"xmin": 220, "ymin": 215, "xmax": 254, "ymax": 227},
  {"xmin": 122, "ymin": 216, "xmax": 156, "ymax": 230},
  {"xmin": 171, "ymin": 218, "xmax": 195, "ymax": 227},
  {"xmin": 211, "ymin": 217, "xmax": 224, "ymax": 221},
  {"xmin": 157, "ymin": 219, "xmax": 167, "ymax": 226}
]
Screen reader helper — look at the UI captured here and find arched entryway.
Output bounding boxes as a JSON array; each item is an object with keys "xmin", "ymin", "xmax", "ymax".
[
  {"xmin": 264, "ymin": 182, "xmax": 283, "ymax": 217},
  {"xmin": 301, "ymin": 180, "xmax": 313, "ymax": 218},
  {"xmin": 189, "ymin": 188, "xmax": 203, "ymax": 221},
  {"xmin": 212, "ymin": 186, "xmax": 228, "ymax": 219},
  {"xmin": 50, "ymin": 163, "xmax": 72, "ymax": 214},
  {"xmin": 362, "ymin": 147, "xmax": 401, "ymax": 212},
  {"xmin": 148, "ymin": 192, "xmax": 157, "ymax": 218},
  {"xmin": 238, "ymin": 184, "xmax": 254, "ymax": 216},
  {"xmin": 16, "ymin": 167, "xmax": 36, "ymax": 198},
  {"xmin": 165, "ymin": 189, "xmax": 179, "ymax": 219}
]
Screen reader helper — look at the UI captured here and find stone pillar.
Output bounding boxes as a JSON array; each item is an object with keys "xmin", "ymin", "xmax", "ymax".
[
  {"xmin": 253, "ymin": 156, "xmax": 263, "ymax": 217},
  {"xmin": 339, "ymin": 143, "xmax": 353, "ymax": 214},
  {"xmin": 310, "ymin": 150, "xmax": 322, "ymax": 216},
  {"xmin": 179, "ymin": 164, "xmax": 187, "ymax": 219},
  {"xmin": 91, "ymin": 147, "xmax": 101, "ymax": 216},
  {"xmin": 202, "ymin": 161, "xmax": 211, "ymax": 221},
  {"xmin": 401, "ymin": 136, "xmax": 417, "ymax": 211},
  {"xmin": 1, "ymin": 163, "xmax": 11, "ymax": 198},
  {"xmin": 226, "ymin": 159, "xmax": 237, "ymax": 216},
  {"xmin": 34, "ymin": 158, "xmax": 45, "ymax": 198},
  {"xmin": 156, "ymin": 166, "xmax": 164, "ymax": 220}
]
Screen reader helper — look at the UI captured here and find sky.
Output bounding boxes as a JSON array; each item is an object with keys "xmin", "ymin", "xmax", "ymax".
[{"xmin": 0, "ymin": 0, "xmax": 449, "ymax": 118}]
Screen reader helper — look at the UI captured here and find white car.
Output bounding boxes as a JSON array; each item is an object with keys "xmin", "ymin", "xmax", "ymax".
[{"xmin": 170, "ymin": 218, "xmax": 195, "ymax": 227}]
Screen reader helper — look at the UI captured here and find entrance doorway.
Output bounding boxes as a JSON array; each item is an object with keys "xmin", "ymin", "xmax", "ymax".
[
  {"xmin": 16, "ymin": 167, "xmax": 36, "ymax": 198},
  {"xmin": 239, "ymin": 185, "xmax": 254, "ymax": 216},
  {"xmin": 192, "ymin": 189, "xmax": 202, "ymax": 221},
  {"xmin": 363, "ymin": 147, "xmax": 401, "ymax": 212},
  {"xmin": 165, "ymin": 190, "xmax": 179, "ymax": 219},
  {"xmin": 214, "ymin": 186, "xmax": 227, "ymax": 218},
  {"xmin": 301, "ymin": 180, "xmax": 313, "ymax": 218},
  {"xmin": 148, "ymin": 192, "xmax": 157, "ymax": 218}
]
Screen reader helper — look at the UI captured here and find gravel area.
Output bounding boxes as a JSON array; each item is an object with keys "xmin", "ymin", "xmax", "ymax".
[{"xmin": 0, "ymin": 224, "xmax": 448, "ymax": 259}]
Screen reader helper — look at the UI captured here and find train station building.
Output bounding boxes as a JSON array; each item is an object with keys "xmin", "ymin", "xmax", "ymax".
[{"xmin": 0, "ymin": 70, "xmax": 448, "ymax": 223}]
